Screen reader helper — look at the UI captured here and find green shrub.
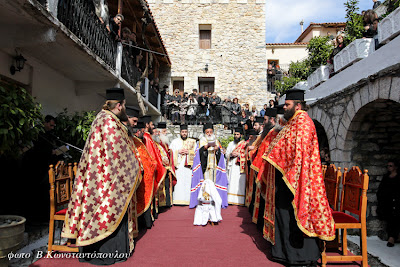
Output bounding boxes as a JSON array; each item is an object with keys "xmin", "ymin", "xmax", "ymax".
[
  {"xmin": 0, "ymin": 84, "xmax": 43, "ymax": 158},
  {"xmin": 344, "ymin": 0, "xmax": 364, "ymax": 44},
  {"xmin": 306, "ymin": 36, "xmax": 334, "ymax": 69},
  {"xmin": 54, "ymin": 109, "xmax": 96, "ymax": 161},
  {"xmin": 218, "ymin": 135, "xmax": 234, "ymax": 149}
]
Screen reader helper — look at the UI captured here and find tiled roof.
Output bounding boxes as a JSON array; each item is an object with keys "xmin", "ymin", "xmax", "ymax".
[{"xmin": 295, "ymin": 22, "xmax": 346, "ymax": 43}]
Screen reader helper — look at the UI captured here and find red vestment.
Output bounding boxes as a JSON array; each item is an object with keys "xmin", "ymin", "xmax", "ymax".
[
  {"xmin": 142, "ymin": 132, "xmax": 167, "ymax": 193},
  {"xmin": 262, "ymin": 110, "xmax": 335, "ymax": 244}
]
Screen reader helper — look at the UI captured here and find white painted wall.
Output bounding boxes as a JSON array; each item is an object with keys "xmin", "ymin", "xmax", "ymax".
[
  {"xmin": 0, "ymin": 50, "xmax": 104, "ymax": 116},
  {"xmin": 266, "ymin": 46, "xmax": 308, "ymax": 71}
]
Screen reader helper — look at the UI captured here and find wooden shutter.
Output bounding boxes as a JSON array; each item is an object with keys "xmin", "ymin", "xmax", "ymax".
[{"xmin": 199, "ymin": 30, "xmax": 211, "ymax": 49}]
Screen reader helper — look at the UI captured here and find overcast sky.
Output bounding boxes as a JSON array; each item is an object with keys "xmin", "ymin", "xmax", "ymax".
[{"xmin": 266, "ymin": 0, "xmax": 374, "ymax": 43}]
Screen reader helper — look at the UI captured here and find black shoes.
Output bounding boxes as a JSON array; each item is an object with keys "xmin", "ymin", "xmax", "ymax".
[{"xmin": 387, "ymin": 242, "xmax": 395, "ymax": 247}]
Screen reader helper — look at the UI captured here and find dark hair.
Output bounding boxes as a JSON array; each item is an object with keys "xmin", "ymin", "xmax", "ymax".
[
  {"xmin": 293, "ymin": 100, "xmax": 308, "ymax": 111},
  {"xmin": 388, "ymin": 160, "xmax": 399, "ymax": 168},
  {"xmin": 45, "ymin": 115, "xmax": 56, "ymax": 123},
  {"xmin": 363, "ymin": 9, "xmax": 377, "ymax": 25}
]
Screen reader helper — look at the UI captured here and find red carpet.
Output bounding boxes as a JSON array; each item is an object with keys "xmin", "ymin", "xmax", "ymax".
[{"xmin": 32, "ymin": 206, "xmax": 363, "ymax": 267}]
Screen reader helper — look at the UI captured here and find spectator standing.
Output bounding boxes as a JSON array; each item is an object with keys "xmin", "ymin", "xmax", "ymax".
[
  {"xmin": 269, "ymin": 99, "xmax": 275, "ymax": 108},
  {"xmin": 93, "ymin": 0, "xmax": 109, "ymax": 27},
  {"xmin": 209, "ymin": 93, "xmax": 220, "ymax": 123},
  {"xmin": 251, "ymin": 106, "xmax": 258, "ymax": 117},
  {"xmin": 377, "ymin": 160, "xmax": 400, "ymax": 247},
  {"xmin": 109, "ymin": 14, "xmax": 124, "ymax": 40},
  {"xmin": 231, "ymin": 98, "xmax": 241, "ymax": 128},
  {"xmin": 221, "ymin": 98, "xmax": 232, "ymax": 128},
  {"xmin": 373, "ymin": 0, "xmax": 381, "ymax": 9},
  {"xmin": 363, "ymin": 9, "xmax": 378, "ymax": 38},
  {"xmin": 179, "ymin": 95, "xmax": 189, "ymax": 125},
  {"xmin": 244, "ymin": 103, "xmax": 251, "ymax": 117},
  {"xmin": 163, "ymin": 89, "xmax": 171, "ymax": 120},
  {"xmin": 240, "ymin": 110, "xmax": 248, "ymax": 128},
  {"xmin": 267, "ymin": 64, "xmax": 276, "ymax": 92},
  {"xmin": 170, "ymin": 89, "xmax": 181, "ymax": 123},
  {"xmin": 186, "ymin": 94, "xmax": 198, "ymax": 124},
  {"xmin": 198, "ymin": 91, "xmax": 209, "ymax": 124},
  {"xmin": 260, "ymin": 104, "xmax": 268, "ymax": 117}
]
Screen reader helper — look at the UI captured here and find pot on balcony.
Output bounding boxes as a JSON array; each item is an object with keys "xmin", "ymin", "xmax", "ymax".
[{"xmin": 0, "ymin": 215, "xmax": 26, "ymax": 267}]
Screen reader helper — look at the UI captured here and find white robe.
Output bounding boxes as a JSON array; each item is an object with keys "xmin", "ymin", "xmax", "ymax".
[
  {"xmin": 226, "ymin": 141, "xmax": 246, "ymax": 205},
  {"xmin": 193, "ymin": 180, "xmax": 222, "ymax": 226},
  {"xmin": 170, "ymin": 137, "xmax": 196, "ymax": 205}
]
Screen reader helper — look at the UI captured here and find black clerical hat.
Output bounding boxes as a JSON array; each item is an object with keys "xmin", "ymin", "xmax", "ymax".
[
  {"xmin": 285, "ymin": 89, "xmax": 305, "ymax": 101},
  {"xmin": 157, "ymin": 122, "xmax": 167, "ymax": 129},
  {"xmin": 180, "ymin": 124, "xmax": 188, "ymax": 130},
  {"xmin": 234, "ymin": 127, "xmax": 243, "ymax": 134},
  {"xmin": 106, "ymin": 88, "xmax": 125, "ymax": 101},
  {"xmin": 247, "ymin": 129, "xmax": 257, "ymax": 136},
  {"xmin": 255, "ymin": 116, "xmax": 264, "ymax": 123},
  {"xmin": 140, "ymin": 115, "xmax": 152, "ymax": 124},
  {"xmin": 266, "ymin": 108, "xmax": 277, "ymax": 118},
  {"xmin": 203, "ymin": 123, "xmax": 213, "ymax": 133},
  {"xmin": 126, "ymin": 105, "xmax": 140, "ymax": 118},
  {"xmin": 276, "ymin": 104, "xmax": 284, "ymax": 115},
  {"xmin": 135, "ymin": 121, "xmax": 146, "ymax": 129}
]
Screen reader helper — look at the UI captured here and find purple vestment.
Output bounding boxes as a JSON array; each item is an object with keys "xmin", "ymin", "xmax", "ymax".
[{"xmin": 189, "ymin": 144, "xmax": 228, "ymax": 209}]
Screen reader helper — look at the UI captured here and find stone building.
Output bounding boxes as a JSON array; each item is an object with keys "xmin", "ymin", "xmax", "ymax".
[
  {"xmin": 148, "ymin": 0, "xmax": 269, "ymax": 108},
  {"xmin": 302, "ymin": 23, "xmax": 400, "ymax": 237}
]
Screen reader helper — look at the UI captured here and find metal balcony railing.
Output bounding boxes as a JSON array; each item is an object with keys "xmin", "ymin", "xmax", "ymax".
[{"xmin": 57, "ymin": 0, "xmax": 117, "ymax": 69}]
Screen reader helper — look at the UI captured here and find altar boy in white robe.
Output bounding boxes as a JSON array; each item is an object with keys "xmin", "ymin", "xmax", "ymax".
[
  {"xmin": 170, "ymin": 124, "xmax": 196, "ymax": 205},
  {"xmin": 226, "ymin": 127, "xmax": 247, "ymax": 205},
  {"xmin": 193, "ymin": 179, "xmax": 222, "ymax": 226}
]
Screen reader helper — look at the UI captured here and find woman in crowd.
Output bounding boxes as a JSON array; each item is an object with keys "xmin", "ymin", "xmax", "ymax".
[
  {"xmin": 328, "ymin": 34, "xmax": 345, "ymax": 68},
  {"xmin": 186, "ymin": 94, "xmax": 198, "ymax": 124},
  {"xmin": 377, "ymin": 160, "xmax": 400, "ymax": 247},
  {"xmin": 251, "ymin": 106, "xmax": 258, "ymax": 117},
  {"xmin": 240, "ymin": 110, "xmax": 248, "ymax": 127}
]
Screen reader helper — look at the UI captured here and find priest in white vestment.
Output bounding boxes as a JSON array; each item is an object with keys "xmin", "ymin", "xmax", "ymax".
[
  {"xmin": 226, "ymin": 128, "xmax": 247, "ymax": 205},
  {"xmin": 193, "ymin": 180, "xmax": 222, "ymax": 226},
  {"xmin": 170, "ymin": 124, "xmax": 196, "ymax": 205}
]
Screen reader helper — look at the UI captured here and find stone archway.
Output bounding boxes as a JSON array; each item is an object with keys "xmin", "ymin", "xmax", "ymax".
[
  {"xmin": 314, "ymin": 119, "xmax": 330, "ymax": 156},
  {"xmin": 343, "ymin": 99, "xmax": 400, "ymax": 236}
]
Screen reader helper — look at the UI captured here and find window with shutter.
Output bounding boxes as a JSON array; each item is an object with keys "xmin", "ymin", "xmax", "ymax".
[{"xmin": 199, "ymin": 25, "xmax": 211, "ymax": 49}]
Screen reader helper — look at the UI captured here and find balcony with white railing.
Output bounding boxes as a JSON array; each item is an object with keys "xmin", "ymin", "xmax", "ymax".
[{"xmin": 299, "ymin": 6, "xmax": 400, "ymax": 103}]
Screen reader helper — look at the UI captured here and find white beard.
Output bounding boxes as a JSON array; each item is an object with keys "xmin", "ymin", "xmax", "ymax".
[
  {"xmin": 205, "ymin": 134, "xmax": 216, "ymax": 142},
  {"xmin": 153, "ymin": 135, "xmax": 160, "ymax": 143},
  {"xmin": 160, "ymin": 133, "xmax": 170, "ymax": 145}
]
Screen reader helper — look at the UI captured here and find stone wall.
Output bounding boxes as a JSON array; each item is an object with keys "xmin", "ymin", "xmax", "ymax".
[
  {"xmin": 308, "ymin": 69, "xmax": 400, "ymax": 236},
  {"xmin": 148, "ymin": 0, "xmax": 270, "ymax": 109}
]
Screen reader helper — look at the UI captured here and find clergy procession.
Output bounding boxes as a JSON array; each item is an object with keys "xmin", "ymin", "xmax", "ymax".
[{"xmin": 45, "ymin": 86, "xmax": 337, "ymax": 267}]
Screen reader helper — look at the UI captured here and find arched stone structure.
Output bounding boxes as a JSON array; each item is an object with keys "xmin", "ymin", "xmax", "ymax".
[{"xmin": 308, "ymin": 72, "xmax": 400, "ymax": 236}]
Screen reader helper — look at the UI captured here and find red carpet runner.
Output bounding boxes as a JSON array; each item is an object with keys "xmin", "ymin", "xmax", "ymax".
[{"xmin": 32, "ymin": 206, "xmax": 363, "ymax": 266}]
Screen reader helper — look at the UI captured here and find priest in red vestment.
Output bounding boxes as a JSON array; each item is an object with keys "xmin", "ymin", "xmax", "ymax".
[
  {"xmin": 140, "ymin": 115, "xmax": 167, "ymax": 223},
  {"xmin": 153, "ymin": 122, "xmax": 176, "ymax": 208},
  {"xmin": 261, "ymin": 89, "xmax": 335, "ymax": 266}
]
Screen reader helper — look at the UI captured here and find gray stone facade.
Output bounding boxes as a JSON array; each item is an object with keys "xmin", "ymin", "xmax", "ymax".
[
  {"xmin": 148, "ymin": 0, "xmax": 270, "ymax": 109},
  {"xmin": 308, "ymin": 68, "xmax": 400, "ymax": 236}
]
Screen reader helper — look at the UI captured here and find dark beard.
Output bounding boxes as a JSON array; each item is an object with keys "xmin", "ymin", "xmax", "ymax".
[
  {"xmin": 181, "ymin": 135, "xmax": 187, "ymax": 140},
  {"xmin": 148, "ymin": 126, "xmax": 154, "ymax": 135},
  {"xmin": 117, "ymin": 108, "xmax": 128, "ymax": 122},
  {"xmin": 284, "ymin": 106, "xmax": 296, "ymax": 121},
  {"xmin": 234, "ymin": 137, "xmax": 241, "ymax": 143}
]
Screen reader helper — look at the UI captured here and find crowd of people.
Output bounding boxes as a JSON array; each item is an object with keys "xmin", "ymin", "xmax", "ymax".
[
  {"xmin": 19, "ymin": 83, "xmax": 397, "ymax": 266},
  {"xmin": 161, "ymin": 88, "xmax": 280, "ymax": 129},
  {"xmin": 56, "ymin": 87, "xmax": 337, "ymax": 266}
]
